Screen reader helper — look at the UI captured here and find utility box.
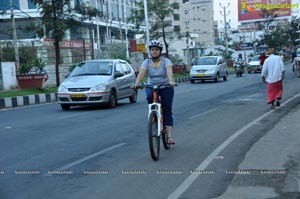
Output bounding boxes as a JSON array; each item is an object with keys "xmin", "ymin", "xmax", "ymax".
[{"xmin": 0, "ymin": 62, "xmax": 18, "ymax": 91}]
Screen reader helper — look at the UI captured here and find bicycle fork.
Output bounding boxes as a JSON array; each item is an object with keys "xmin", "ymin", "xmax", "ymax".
[{"xmin": 148, "ymin": 103, "xmax": 162, "ymax": 137}]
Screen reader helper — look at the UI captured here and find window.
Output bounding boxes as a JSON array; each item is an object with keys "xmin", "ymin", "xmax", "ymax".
[
  {"xmin": 183, "ymin": 0, "xmax": 189, "ymax": 3},
  {"xmin": 28, "ymin": 0, "xmax": 36, "ymax": 9},
  {"xmin": 172, "ymin": 2, "xmax": 179, "ymax": 9},
  {"xmin": 185, "ymin": 21, "xmax": 189, "ymax": 26},
  {"xmin": 174, "ymin": 25, "xmax": 181, "ymax": 32},
  {"xmin": 115, "ymin": 63, "xmax": 123, "ymax": 74},
  {"xmin": 173, "ymin": 14, "xmax": 180, "ymax": 21},
  {"xmin": 120, "ymin": 62, "xmax": 131, "ymax": 75},
  {"xmin": 184, "ymin": 10, "xmax": 189, "ymax": 14},
  {"xmin": 0, "ymin": 0, "xmax": 19, "ymax": 10},
  {"xmin": 74, "ymin": 0, "xmax": 82, "ymax": 7}
]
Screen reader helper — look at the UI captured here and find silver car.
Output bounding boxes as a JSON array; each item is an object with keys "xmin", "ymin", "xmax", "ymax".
[
  {"xmin": 190, "ymin": 56, "xmax": 228, "ymax": 83},
  {"xmin": 57, "ymin": 59, "xmax": 137, "ymax": 110}
]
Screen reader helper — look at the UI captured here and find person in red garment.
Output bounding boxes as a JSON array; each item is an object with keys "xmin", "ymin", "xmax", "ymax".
[
  {"xmin": 259, "ymin": 52, "xmax": 267, "ymax": 67},
  {"xmin": 261, "ymin": 48, "xmax": 285, "ymax": 110}
]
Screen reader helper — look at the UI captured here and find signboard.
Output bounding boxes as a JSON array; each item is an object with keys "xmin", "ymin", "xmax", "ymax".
[
  {"xmin": 238, "ymin": 0, "xmax": 294, "ymax": 22},
  {"xmin": 136, "ymin": 43, "xmax": 146, "ymax": 52}
]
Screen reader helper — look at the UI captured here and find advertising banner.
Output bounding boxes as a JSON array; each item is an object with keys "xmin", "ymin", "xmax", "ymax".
[{"xmin": 238, "ymin": 0, "xmax": 295, "ymax": 22}]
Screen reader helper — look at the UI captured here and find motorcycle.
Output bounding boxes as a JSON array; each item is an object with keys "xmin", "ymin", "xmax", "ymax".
[{"xmin": 234, "ymin": 63, "xmax": 244, "ymax": 77}]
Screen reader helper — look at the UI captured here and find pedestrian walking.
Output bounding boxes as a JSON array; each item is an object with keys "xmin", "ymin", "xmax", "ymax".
[{"xmin": 261, "ymin": 48, "xmax": 285, "ymax": 110}]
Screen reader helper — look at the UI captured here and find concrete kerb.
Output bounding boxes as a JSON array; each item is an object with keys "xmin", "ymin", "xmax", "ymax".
[
  {"xmin": 0, "ymin": 93, "xmax": 57, "ymax": 109},
  {"xmin": 0, "ymin": 76, "xmax": 191, "ymax": 109}
]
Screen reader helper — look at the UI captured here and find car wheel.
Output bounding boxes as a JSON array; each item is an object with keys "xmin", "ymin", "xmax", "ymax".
[
  {"xmin": 190, "ymin": 79, "xmax": 195, "ymax": 83},
  {"xmin": 61, "ymin": 104, "xmax": 70, "ymax": 110},
  {"xmin": 108, "ymin": 91, "xmax": 117, "ymax": 108},
  {"xmin": 296, "ymin": 69, "xmax": 300, "ymax": 77},
  {"xmin": 215, "ymin": 73, "xmax": 219, "ymax": 82},
  {"xmin": 223, "ymin": 72, "xmax": 228, "ymax": 81},
  {"xmin": 129, "ymin": 90, "xmax": 137, "ymax": 103},
  {"xmin": 248, "ymin": 71, "xmax": 251, "ymax": 74}
]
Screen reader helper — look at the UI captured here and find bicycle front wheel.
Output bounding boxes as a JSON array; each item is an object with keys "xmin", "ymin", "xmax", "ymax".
[{"xmin": 148, "ymin": 111, "xmax": 160, "ymax": 161}]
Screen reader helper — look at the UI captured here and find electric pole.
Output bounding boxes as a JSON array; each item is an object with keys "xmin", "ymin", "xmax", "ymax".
[
  {"xmin": 10, "ymin": 0, "xmax": 20, "ymax": 70},
  {"xmin": 219, "ymin": 3, "xmax": 230, "ymax": 60}
]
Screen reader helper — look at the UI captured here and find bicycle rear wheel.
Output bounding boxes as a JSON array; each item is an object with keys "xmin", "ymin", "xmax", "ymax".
[
  {"xmin": 148, "ymin": 111, "xmax": 160, "ymax": 161},
  {"xmin": 162, "ymin": 127, "xmax": 170, "ymax": 150}
]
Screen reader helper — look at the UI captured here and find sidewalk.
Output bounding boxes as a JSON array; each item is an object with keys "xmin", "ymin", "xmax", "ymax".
[
  {"xmin": 214, "ymin": 102, "xmax": 300, "ymax": 198},
  {"xmin": 0, "ymin": 76, "xmax": 190, "ymax": 109}
]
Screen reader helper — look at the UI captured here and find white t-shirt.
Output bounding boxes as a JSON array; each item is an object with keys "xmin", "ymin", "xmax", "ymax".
[{"xmin": 261, "ymin": 54, "xmax": 285, "ymax": 83}]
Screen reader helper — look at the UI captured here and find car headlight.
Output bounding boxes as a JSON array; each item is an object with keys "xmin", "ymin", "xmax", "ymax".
[
  {"xmin": 58, "ymin": 85, "xmax": 68, "ymax": 92},
  {"xmin": 208, "ymin": 67, "xmax": 216, "ymax": 72},
  {"xmin": 91, "ymin": 84, "xmax": 107, "ymax": 92},
  {"xmin": 190, "ymin": 67, "xmax": 196, "ymax": 73}
]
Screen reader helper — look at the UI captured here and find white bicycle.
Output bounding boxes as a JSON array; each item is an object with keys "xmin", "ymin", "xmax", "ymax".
[{"xmin": 136, "ymin": 83, "xmax": 177, "ymax": 161}]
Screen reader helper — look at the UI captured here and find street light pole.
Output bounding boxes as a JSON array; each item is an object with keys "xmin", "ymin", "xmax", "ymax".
[
  {"xmin": 124, "ymin": 0, "xmax": 129, "ymax": 59},
  {"xmin": 10, "ymin": 0, "xmax": 20, "ymax": 70},
  {"xmin": 95, "ymin": 0, "xmax": 101, "ymax": 59},
  {"xmin": 219, "ymin": 3, "xmax": 230, "ymax": 59},
  {"xmin": 143, "ymin": 0, "xmax": 150, "ymax": 57}
]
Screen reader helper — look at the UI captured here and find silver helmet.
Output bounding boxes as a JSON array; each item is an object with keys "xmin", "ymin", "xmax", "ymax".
[{"xmin": 148, "ymin": 40, "xmax": 163, "ymax": 51}]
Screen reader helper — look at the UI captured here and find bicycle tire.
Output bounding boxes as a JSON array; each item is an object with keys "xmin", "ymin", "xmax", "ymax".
[
  {"xmin": 148, "ymin": 111, "xmax": 160, "ymax": 161},
  {"xmin": 162, "ymin": 127, "xmax": 170, "ymax": 150}
]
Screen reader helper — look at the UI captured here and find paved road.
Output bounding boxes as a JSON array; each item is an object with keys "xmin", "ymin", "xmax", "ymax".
[{"xmin": 1, "ymin": 63, "xmax": 300, "ymax": 199}]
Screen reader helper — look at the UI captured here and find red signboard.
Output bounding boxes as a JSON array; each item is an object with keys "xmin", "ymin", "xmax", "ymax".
[
  {"xmin": 43, "ymin": 38, "xmax": 92, "ymax": 48},
  {"xmin": 129, "ymin": 39, "xmax": 137, "ymax": 52},
  {"xmin": 238, "ymin": 0, "xmax": 292, "ymax": 22}
]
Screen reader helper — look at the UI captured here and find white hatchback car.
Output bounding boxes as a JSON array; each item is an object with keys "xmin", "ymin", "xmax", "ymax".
[
  {"xmin": 247, "ymin": 55, "xmax": 261, "ymax": 73},
  {"xmin": 190, "ymin": 56, "xmax": 228, "ymax": 83},
  {"xmin": 57, "ymin": 59, "xmax": 137, "ymax": 110}
]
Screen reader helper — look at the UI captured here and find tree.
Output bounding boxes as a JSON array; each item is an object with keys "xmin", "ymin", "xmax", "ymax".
[
  {"xmin": 288, "ymin": 16, "xmax": 300, "ymax": 47},
  {"xmin": 32, "ymin": 0, "xmax": 98, "ymax": 86},
  {"xmin": 128, "ymin": 0, "xmax": 175, "ymax": 58}
]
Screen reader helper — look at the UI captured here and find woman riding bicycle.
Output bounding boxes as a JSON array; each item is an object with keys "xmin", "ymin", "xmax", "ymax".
[{"xmin": 133, "ymin": 39, "xmax": 175, "ymax": 144}]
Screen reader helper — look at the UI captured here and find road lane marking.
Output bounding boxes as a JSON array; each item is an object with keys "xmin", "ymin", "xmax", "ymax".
[
  {"xmin": 43, "ymin": 142, "xmax": 126, "ymax": 176},
  {"xmin": 168, "ymin": 93, "xmax": 300, "ymax": 199},
  {"xmin": 189, "ymin": 108, "xmax": 217, "ymax": 120},
  {"xmin": 57, "ymin": 112, "xmax": 88, "ymax": 120}
]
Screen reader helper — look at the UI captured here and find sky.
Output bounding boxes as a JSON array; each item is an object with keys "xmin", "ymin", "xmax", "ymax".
[{"xmin": 213, "ymin": 0, "xmax": 300, "ymax": 30}]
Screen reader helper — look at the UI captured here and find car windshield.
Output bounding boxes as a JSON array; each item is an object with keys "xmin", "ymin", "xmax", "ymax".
[
  {"xmin": 70, "ymin": 61, "xmax": 113, "ymax": 77},
  {"xmin": 197, "ymin": 57, "xmax": 217, "ymax": 65},
  {"xmin": 251, "ymin": 56, "xmax": 260, "ymax": 61}
]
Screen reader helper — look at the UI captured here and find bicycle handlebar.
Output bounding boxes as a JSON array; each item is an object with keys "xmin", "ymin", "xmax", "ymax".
[{"xmin": 135, "ymin": 82, "xmax": 178, "ymax": 90}]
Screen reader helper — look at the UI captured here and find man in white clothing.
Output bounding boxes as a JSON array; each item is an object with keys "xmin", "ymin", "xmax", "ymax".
[{"xmin": 261, "ymin": 48, "xmax": 285, "ymax": 109}]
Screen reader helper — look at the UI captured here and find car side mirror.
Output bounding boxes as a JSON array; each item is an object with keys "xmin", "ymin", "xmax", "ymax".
[{"xmin": 114, "ymin": 71, "xmax": 124, "ymax": 78}]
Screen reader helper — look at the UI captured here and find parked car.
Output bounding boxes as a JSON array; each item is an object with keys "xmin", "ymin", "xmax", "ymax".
[
  {"xmin": 57, "ymin": 59, "xmax": 137, "ymax": 110},
  {"xmin": 247, "ymin": 55, "xmax": 261, "ymax": 73},
  {"xmin": 190, "ymin": 56, "xmax": 228, "ymax": 83}
]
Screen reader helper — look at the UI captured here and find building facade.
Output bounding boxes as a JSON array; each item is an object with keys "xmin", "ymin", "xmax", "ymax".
[
  {"xmin": 0, "ymin": 0, "xmax": 137, "ymax": 64},
  {"xmin": 167, "ymin": 0, "xmax": 215, "ymax": 63}
]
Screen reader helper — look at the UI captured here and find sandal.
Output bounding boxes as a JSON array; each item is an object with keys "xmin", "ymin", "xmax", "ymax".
[{"xmin": 168, "ymin": 137, "xmax": 175, "ymax": 145}]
